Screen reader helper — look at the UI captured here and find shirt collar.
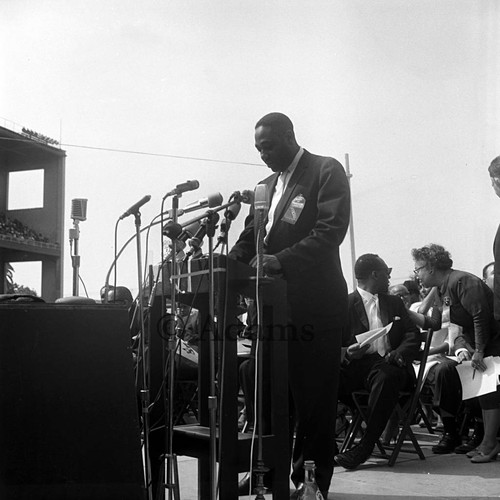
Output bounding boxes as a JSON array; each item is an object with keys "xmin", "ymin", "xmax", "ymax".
[
  {"xmin": 282, "ymin": 147, "xmax": 303, "ymax": 178},
  {"xmin": 357, "ymin": 287, "xmax": 378, "ymax": 303}
]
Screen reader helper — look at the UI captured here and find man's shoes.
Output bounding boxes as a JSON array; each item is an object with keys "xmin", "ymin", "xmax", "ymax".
[
  {"xmin": 238, "ymin": 472, "xmax": 271, "ymax": 496},
  {"xmin": 432, "ymin": 432, "xmax": 461, "ymax": 454},
  {"xmin": 334, "ymin": 442, "xmax": 373, "ymax": 470},
  {"xmin": 454, "ymin": 422, "xmax": 484, "ymax": 454},
  {"xmin": 455, "ymin": 431, "xmax": 483, "ymax": 454}
]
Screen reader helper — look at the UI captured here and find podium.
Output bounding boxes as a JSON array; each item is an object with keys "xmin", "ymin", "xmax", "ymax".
[
  {"xmin": 154, "ymin": 255, "xmax": 290, "ymax": 499},
  {"xmin": 0, "ymin": 304, "xmax": 144, "ymax": 500}
]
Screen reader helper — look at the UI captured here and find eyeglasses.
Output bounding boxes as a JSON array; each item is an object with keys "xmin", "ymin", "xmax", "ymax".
[{"xmin": 413, "ymin": 264, "xmax": 427, "ymax": 275}]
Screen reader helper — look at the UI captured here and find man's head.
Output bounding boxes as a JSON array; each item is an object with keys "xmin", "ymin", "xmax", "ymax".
[
  {"xmin": 403, "ymin": 279, "xmax": 421, "ymax": 304},
  {"xmin": 254, "ymin": 112, "xmax": 300, "ymax": 172},
  {"xmin": 106, "ymin": 286, "xmax": 133, "ymax": 306},
  {"xmin": 388, "ymin": 284, "xmax": 411, "ymax": 308},
  {"xmin": 354, "ymin": 253, "xmax": 392, "ymax": 294},
  {"xmin": 488, "ymin": 156, "xmax": 500, "ymax": 199},
  {"xmin": 483, "ymin": 261, "xmax": 495, "ymax": 290}
]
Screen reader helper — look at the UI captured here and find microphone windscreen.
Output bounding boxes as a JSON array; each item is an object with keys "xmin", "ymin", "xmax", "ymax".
[
  {"xmin": 225, "ymin": 202, "xmax": 241, "ymax": 220},
  {"xmin": 207, "ymin": 192, "xmax": 223, "ymax": 207},
  {"xmin": 71, "ymin": 198, "xmax": 88, "ymax": 221},
  {"xmin": 163, "ymin": 221, "xmax": 183, "ymax": 239}
]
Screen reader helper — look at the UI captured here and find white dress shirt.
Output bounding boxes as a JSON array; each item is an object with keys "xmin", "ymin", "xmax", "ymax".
[
  {"xmin": 265, "ymin": 147, "xmax": 304, "ymax": 240},
  {"xmin": 357, "ymin": 287, "xmax": 390, "ymax": 356}
]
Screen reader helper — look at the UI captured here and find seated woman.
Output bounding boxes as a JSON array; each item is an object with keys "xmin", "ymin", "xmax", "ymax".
[{"xmin": 410, "ymin": 243, "xmax": 500, "ymax": 462}]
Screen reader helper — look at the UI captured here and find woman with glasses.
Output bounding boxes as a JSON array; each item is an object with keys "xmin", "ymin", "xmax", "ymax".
[{"xmin": 410, "ymin": 243, "xmax": 500, "ymax": 462}]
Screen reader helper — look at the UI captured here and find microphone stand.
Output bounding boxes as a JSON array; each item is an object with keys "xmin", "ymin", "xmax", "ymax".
[
  {"xmin": 204, "ymin": 210, "xmax": 219, "ymax": 500},
  {"xmin": 160, "ymin": 195, "xmax": 181, "ymax": 500},
  {"xmin": 132, "ymin": 209, "xmax": 154, "ymax": 500},
  {"xmin": 253, "ymin": 207, "xmax": 268, "ymax": 500},
  {"xmin": 70, "ymin": 218, "xmax": 81, "ymax": 296}
]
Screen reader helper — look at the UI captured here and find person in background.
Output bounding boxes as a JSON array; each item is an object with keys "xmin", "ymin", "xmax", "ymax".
[
  {"xmin": 388, "ymin": 283, "xmax": 411, "ymax": 309},
  {"xmin": 334, "ymin": 254, "xmax": 421, "ymax": 469},
  {"xmin": 176, "ymin": 303, "xmax": 201, "ymax": 347},
  {"xmin": 403, "ymin": 279, "xmax": 422, "ymax": 305},
  {"xmin": 411, "ymin": 243, "xmax": 500, "ymax": 461},
  {"xmin": 482, "ymin": 262, "xmax": 495, "ymax": 290}
]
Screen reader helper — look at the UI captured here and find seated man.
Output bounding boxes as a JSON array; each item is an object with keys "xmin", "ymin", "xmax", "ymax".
[{"xmin": 334, "ymin": 254, "xmax": 421, "ymax": 469}]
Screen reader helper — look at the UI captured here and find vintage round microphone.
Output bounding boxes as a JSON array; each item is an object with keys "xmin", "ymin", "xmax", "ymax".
[
  {"xmin": 70, "ymin": 198, "xmax": 88, "ymax": 296},
  {"xmin": 252, "ymin": 183, "xmax": 270, "ymax": 499}
]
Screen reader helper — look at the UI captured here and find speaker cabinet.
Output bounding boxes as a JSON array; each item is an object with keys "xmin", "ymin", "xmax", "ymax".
[{"xmin": 0, "ymin": 304, "xmax": 144, "ymax": 500}]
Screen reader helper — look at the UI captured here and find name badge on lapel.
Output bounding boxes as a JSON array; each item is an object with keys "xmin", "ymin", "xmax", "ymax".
[{"xmin": 282, "ymin": 194, "xmax": 305, "ymax": 224}]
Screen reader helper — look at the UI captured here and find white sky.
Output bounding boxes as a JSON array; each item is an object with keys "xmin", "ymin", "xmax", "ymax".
[{"xmin": 1, "ymin": 0, "xmax": 499, "ymax": 298}]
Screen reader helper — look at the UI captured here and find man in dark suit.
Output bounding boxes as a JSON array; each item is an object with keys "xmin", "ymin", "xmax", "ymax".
[
  {"xmin": 334, "ymin": 253, "xmax": 421, "ymax": 470},
  {"xmin": 229, "ymin": 112, "xmax": 350, "ymax": 498}
]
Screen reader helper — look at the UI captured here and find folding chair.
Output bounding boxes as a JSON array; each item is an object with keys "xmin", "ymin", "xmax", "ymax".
[{"xmin": 340, "ymin": 329, "xmax": 434, "ymax": 466}]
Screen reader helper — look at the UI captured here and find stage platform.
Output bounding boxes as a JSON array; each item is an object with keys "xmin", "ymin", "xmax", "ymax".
[{"xmin": 174, "ymin": 426, "xmax": 500, "ymax": 499}]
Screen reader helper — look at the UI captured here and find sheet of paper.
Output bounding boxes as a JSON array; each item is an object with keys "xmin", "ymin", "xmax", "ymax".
[
  {"xmin": 355, "ymin": 322, "xmax": 393, "ymax": 348},
  {"xmin": 455, "ymin": 356, "xmax": 500, "ymax": 400}
]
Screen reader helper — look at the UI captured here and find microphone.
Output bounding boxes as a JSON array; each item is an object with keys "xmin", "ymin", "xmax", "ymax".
[
  {"xmin": 178, "ymin": 220, "xmax": 202, "ymax": 242},
  {"xmin": 165, "ymin": 180, "xmax": 200, "ymax": 197},
  {"xmin": 119, "ymin": 195, "xmax": 151, "ymax": 220},
  {"xmin": 168, "ymin": 192, "xmax": 223, "ymax": 218},
  {"xmin": 254, "ymin": 185, "xmax": 269, "ymax": 277},
  {"xmin": 187, "ymin": 212, "xmax": 220, "ymax": 256},
  {"xmin": 225, "ymin": 200, "xmax": 241, "ymax": 221},
  {"xmin": 187, "ymin": 222, "xmax": 207, "ymax": 256},
  {"xmin": 254, "ymin": 184, "xmax": 269, "ymax": 213},
  {"xmin": 163, "ymin": 220, "xmax": 201, "ymax": 251},
  {"xmin": 182, "ymin": 192, "xmax": 223, "ymax": 214},
  {"xmin": 71, "ymin": 198, "xmax": 88, "ymax": 222},
  {"xmin": 162, "ymin": 221, "xmax": 183, "ymax": 240},
  {"xmin": 218, "ymin": 201, "xmax": 241, "ymax": 245}
]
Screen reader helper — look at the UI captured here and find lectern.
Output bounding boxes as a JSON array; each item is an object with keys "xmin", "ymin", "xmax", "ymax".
[{"xmin": 152, "ymin": 255, "xmax": 290, "ymax": 499}]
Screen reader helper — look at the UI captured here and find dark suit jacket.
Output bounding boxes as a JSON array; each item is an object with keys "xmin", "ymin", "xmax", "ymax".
[
  {"xmin": 493, "ymin": 224, "xmax": 500, "ymax": 321},
  {"xmin": 229, "ymin": 149, "xmax": 351, "ymax": 321},
  {"xmin": 344, "ymin": 290, "xmax": 421, "ymax": 368},
  {"xmin": 439, "ymin": 269, "xmax": 500, "ymax": 356}
]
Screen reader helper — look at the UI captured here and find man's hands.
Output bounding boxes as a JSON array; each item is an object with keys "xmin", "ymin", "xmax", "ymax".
[
  {"xmin": 346, "ymin": 343, "xmax": 370, "ymax": 360},
  {"xmin": 456, "ymin": 350, "xmax": 472, "ymax": 363},
  {"xmin": 346, "ymin": 343, "xmax": 405, "ymax": 367},
  {"xmin": 385, "ymin": 350, "xmax": 405, "ymax": 367},
  {"xmin": 249, "ymin": 254, "xmax": 282, "ymax": 275}
]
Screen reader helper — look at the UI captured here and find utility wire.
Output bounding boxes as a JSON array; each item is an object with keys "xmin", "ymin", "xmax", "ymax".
[
  {"xmin": 0, "ymin": 136, "xmax": 261, "ymax": 167},
  {"xmin": 60, "ymin": 143, "xmax": 262, "ymax": 166}
]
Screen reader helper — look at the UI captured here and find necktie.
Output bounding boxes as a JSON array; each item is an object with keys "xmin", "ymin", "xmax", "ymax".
[
  {"xmin": 367, "ymin": 295, "xmax": 387, "ymax": 356},
  {"xmin": 368, "ymin": 295, "xmax": 382, "ymax": 330}
]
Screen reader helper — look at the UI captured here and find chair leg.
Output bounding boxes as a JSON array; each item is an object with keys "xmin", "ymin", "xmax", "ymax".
[
  {"xmin": 388, "ymin": 404, "xmax": 425, "ymax": 466},
  {"xmin": 417, "ymin": 400, "xmax": 435, "ymax": 434},
  {"xmin": 340, "ymin": 412, "xmax": 362, "ymax": 453}
]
